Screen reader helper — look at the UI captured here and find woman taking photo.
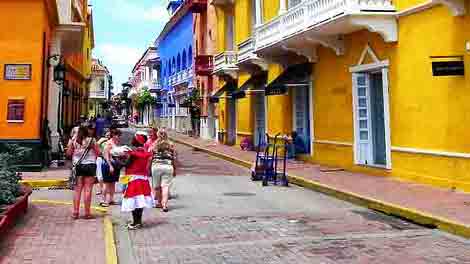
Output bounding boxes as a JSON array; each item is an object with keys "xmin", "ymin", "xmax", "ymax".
[
  {"xmin": 66, "ymin": 125, "xmax": 100, "ymax": 219},
  {"xmin": 101, "ymin": 129, "xmax": 122, "ymax": 207},
  {"xmin": 151, "ymin": 129, "xmax": 177, "ymax": 212}
]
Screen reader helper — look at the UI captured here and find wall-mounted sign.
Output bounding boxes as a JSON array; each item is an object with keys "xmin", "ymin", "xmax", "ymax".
[
  {"xmin": 4, "ymin": 64, "xmax": 32, "ymax": 80},
  {"xmin": 432, "ymin": 61, "xmax": 464, "ymax": 76},
  {"xmin": 265, "ymin": 85, "xmax": 287, "ymax": 96}
]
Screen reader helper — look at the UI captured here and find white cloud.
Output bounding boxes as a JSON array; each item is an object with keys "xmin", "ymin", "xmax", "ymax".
[
  {"xmin": 107, "ymin": 0, "xmax": 169, "ymax": 23},
  {"xmin": 95, "ymin": 43, "xmax": 141, "ymax": 66},
  {"xmin": 143, "ymin": 5, "xmax": 170, "ymax": 22}
]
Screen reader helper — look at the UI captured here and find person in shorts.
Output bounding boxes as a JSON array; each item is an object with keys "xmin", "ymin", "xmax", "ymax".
[{"xmin": 66, "ymin": 125, "xmax": 100, "ymax": 219}]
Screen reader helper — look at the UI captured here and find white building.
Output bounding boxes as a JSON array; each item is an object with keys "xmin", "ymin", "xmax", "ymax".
[
  {"xmin": 129, "ymin": 46, "xmax": 161, "ymax": 126},
  {"xmin": 89, "ymin": 59, "xmax": 112, "ymax": 118}
]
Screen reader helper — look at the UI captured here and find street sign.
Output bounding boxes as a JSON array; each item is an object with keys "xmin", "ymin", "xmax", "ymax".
[{"xmin": 432, "ymin": 61, "xmax": 464, "ymax": 76}]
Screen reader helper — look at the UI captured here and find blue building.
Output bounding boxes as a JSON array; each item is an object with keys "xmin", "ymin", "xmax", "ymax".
[{"xmin": 156, "ymin": 0, "xmax": 195, "ymax": 132}]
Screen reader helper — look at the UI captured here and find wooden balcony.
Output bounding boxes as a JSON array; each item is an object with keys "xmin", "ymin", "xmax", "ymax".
[
  {"xmin": 195, "ymin": 55, "xmax": 214, "ymax": 76},
  {"xmin": 186, "ymin": 0, "xmax": 207, "ymax": 13}
]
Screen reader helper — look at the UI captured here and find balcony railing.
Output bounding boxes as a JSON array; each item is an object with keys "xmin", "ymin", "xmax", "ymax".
[
  {"xmin": 213, "ymin": 51, "xmax": 238, "ymax": 78},
  {"xmin": 195, "ymin": 55, "xmax": 214, "ymax": 76},
  {"xmin": 254, "ymin": 0, "xmax": 395, "ymax": 51},
  {"xmin": 168, "ymin": 67, "xmax": 193, "ymax": 86},
  {"xmin": 89, "ymin": 90, "xmax": 106, "ymax": 99}
]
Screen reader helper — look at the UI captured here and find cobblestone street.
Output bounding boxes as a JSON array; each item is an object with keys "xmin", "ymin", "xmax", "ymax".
[{"xmin": 110, "ymin": 143, "xmax": 470, "ymax": 264}]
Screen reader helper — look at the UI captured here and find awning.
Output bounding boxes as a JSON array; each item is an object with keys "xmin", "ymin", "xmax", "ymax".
[
  {"xmin": 232, "ymin": 73, "xmax": 267, "ymax": 100},
  {"xmin": 209, "ymin": 80, "xmax": 237, "ymax": 103},
  {"xmin": 265, "ymin": 63, "xmax": 312, "ymax": 96}
]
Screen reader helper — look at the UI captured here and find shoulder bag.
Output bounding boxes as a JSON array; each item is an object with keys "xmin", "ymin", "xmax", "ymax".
[{"xmin": 68, "ymin": 138, "xmax": 93, "ymax": 189}]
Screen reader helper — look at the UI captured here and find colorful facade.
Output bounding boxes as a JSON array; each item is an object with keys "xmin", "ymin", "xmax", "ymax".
[
  {"xmin": 0, "ymin": 0, "xmax": 93, "ymax": 168},
  {"xmin": 210, "ymin": 0, "xmax": 470, "ymax": 191},
  {"xmin": 194, "ymin": 0, "xmax": 219, "ymax": 140},
  {"xmin": 128, "ymin": 47, "xmax": 160, "ymax": 126}
]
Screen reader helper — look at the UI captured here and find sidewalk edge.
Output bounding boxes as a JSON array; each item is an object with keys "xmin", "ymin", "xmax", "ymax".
[
  {"xmin": 21, "ymin": 179, "xmax": 68, "ymax": 188},
  {"xmin": 172, "ymin": 137, "xmax": 470, "ymax": 239},
  {"xmin": 104, "ymin": 216, "xmax": 118, "ymax": 264}
]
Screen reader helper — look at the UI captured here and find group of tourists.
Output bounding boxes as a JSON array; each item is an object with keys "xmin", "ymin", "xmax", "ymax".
[{"xmin": 66, "ymin": 124, "xmax": 177, "ymax": 230}]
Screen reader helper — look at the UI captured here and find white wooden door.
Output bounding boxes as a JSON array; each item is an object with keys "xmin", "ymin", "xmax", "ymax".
[{"xmin": 353, "ymin": 73, "xmax": 373, "ymax": 165}]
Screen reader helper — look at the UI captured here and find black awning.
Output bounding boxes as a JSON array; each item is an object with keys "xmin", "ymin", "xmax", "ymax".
[
  {"xmin": 232, "ymin": 73, "xmax": 267, "ymax": 100},
  {"xmin": 210, "ymin": 80, "xmax": 237, "ymax": 102},
  {"xmin": 231, "ymin": 90, "xmax": 246, "ymax": 99},
  {"xmin": 265, "ymin": 63, "xmax": 312, "ymax": 96}
]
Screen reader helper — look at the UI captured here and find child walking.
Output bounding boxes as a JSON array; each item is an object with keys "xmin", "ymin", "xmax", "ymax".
[{"xmin": 121, "ymin": 134, "xmax": 154, "ymax": 229}]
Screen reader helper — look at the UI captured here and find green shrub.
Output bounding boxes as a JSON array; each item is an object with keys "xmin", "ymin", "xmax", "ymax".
[{"xmin": 0, "ymin": 144, "xmax": 31, "ymax": 205}]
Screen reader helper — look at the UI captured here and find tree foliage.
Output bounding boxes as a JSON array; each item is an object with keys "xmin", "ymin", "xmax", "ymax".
[
  {"xmin": 0, "ymin": 144, "xmax": 31, "ymax": 206},
  {"xmin": 136, "ymin": 88, "xmax": 156, "ymax": 108}
]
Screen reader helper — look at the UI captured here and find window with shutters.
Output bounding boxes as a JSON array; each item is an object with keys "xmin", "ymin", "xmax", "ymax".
[{"xmin": 7, "ymin": 99, "xmax": 25, "ymax": 122}]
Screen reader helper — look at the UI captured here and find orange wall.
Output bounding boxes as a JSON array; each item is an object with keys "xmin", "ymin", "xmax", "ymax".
[{"xmin": 0, "ymin": 0, "xmax": 53, "ymax": 140}]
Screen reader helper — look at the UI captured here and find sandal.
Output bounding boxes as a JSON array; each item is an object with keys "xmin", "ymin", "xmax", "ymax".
[
  {"xmin": 162, "ymin": 207, "xmax": 169, "ymax": 213},
  {"xmin": 99, "ymin": 202, "xmax": 109, "ymax": 207},
  {"xmin": 71, "ymin": 213, "xmax": 79, "ymax": 220}
]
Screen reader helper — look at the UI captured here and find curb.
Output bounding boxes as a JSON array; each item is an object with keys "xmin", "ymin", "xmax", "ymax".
[
  {"xmin": 31, "ymin": 200, "xmax": 118, "ymax": 263},
  {"xmin": 104, "ymin": 216, "xmax": 118, "ymax": 264},
  {"xmin": 172, "ymin": 137, "xmax": 470, "ymax": 239},
  {"xmin": 21, "ymin": 179, "xmax": 68, "ymax": 188}
]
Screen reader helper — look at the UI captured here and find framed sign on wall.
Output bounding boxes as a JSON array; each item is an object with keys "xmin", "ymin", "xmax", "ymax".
[{"xmin": 4, "ymin": 64, "xmax": 32, "ymax": 80}]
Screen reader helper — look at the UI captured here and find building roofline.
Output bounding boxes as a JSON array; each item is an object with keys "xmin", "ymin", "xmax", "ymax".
[
  {"xmin": 131, "ymin": 46, "xmax": 160, "ymax": 73},
  {"xmin": 154, "ymin": 1, "xmax": 192, "ymax": 47}
]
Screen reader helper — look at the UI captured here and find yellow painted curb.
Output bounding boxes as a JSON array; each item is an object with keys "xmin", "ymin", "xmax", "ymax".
[
  {"xmin": 104, "ymin": 216, "xmax": 118, "ymax": 264},
  {"xmin": 21, "ymin": 179, "xmax": 68, "ymax": 188},
  {"xmin": 31, "ymin": 199, "xmax": 108, "ymax": 213},
  {"xmin": 172, "ymin": 137, "xmax": 470, "ymax": 239}
]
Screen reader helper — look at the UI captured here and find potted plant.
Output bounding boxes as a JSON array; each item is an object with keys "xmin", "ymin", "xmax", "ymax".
[{"xmin": 0, "ymin": 144, "xmax": 32, "ymax": 235}]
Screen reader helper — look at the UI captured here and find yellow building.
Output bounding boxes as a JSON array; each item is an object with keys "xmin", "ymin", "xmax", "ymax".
[
  {"xmin": 212, "ymin": 0, "xmax": 470, "ymax": 191},
  {"xmin": 0, "ymin": 0, "xmax": 93, "ymax": 169}
]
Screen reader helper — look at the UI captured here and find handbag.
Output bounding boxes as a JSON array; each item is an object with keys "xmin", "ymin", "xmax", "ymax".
[{"xmin": 68, "ymin": 138, "xmax": 93, "ymax": 189}]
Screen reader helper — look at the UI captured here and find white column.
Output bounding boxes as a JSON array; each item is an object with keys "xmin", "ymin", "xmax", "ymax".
[
  {"xmin": 255, "ymin": 0, "xmax": 263, "ymax": 26},
  {"xmin": 279, "ymin": 0, "xmax": 287, "ymax": 14},
  {"xmin": 47, "ymin": 35, "xmax": 62, "ymax": 153}
]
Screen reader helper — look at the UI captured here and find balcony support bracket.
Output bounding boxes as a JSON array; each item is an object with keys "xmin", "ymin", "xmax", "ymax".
[
  {"xmin": 350, "ymin": 16, "xmax": 398, "ymax": 43},
  {"xmin": 251, "ymin": 58, "xmax": 268, "ymax": 71},
  {"xmin": 281, "ymin": 44, "xmax": 318, "ymax": 63},
  {"xmin": 306, "ymin": 35, "xmax": 345, "ymax": 56},
  {"xmin": 433, "ymin": 0, "xmax": 466, "ymax": 16}
]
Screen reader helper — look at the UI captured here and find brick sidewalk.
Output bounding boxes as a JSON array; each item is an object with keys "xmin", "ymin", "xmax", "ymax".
[
  {"xmin": 0, "ymin": 202, "xmax": 106, "ymax": 264},
  {"xmin": 170, "ymin": 132, "xmax": 470, "ymax": 227}
]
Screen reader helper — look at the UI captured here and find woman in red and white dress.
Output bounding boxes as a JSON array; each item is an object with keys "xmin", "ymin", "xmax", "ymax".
[{"xmin": 121, "ymin": 134, "xmax": 154, "ymax": 229}]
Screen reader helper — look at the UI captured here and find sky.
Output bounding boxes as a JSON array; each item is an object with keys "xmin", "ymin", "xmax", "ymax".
[{"xmin": 90, "ymin": 0, "xmax": 169, "ymax": 92}]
